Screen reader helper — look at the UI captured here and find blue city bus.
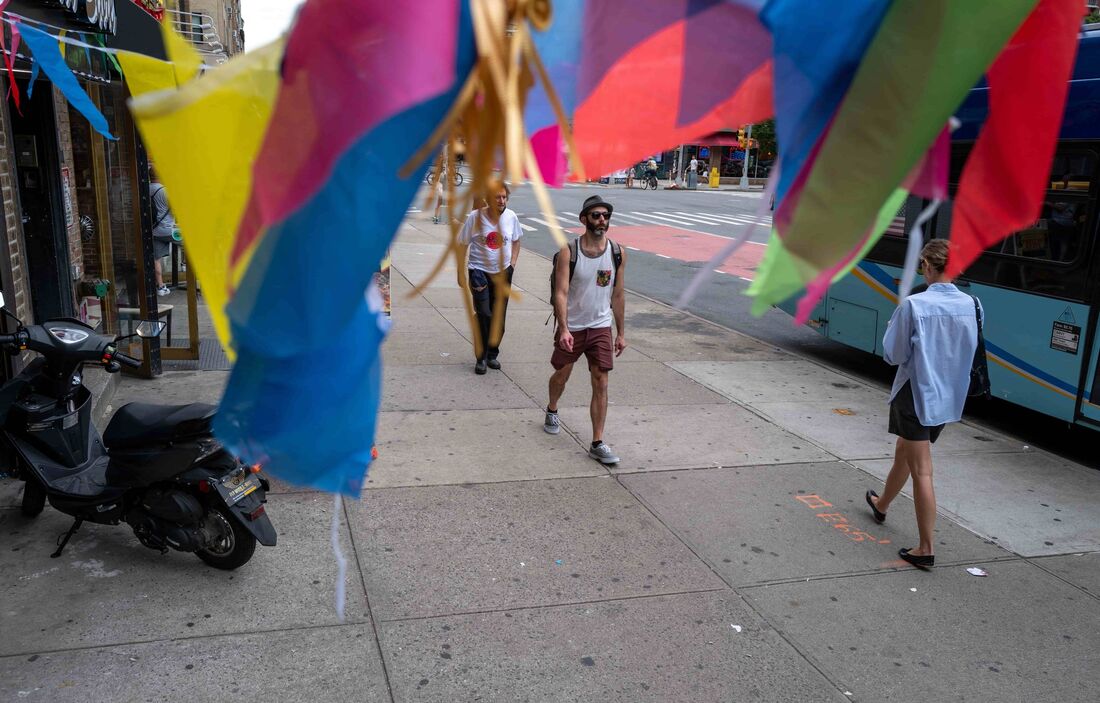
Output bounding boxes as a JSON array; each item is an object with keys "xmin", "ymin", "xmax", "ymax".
[{"xmin": 782, "ymin": 27, "xmax": 1100, "ymax": 430}]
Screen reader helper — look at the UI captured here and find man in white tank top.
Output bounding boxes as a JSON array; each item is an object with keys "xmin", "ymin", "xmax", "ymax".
[{"xmin": 543, "ymin": 196, "xmax": 628, "ymax": 465}]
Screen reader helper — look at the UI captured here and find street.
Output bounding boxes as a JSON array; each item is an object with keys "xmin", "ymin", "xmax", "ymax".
[{"xmin": 478, "ymin": 182, "xmax": 1100, "ymax": 471}]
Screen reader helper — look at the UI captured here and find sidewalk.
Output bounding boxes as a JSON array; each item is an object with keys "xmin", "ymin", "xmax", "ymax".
[{"xmin": 2, "ymin": 215, "xmax": 1099, "ymax": 702}]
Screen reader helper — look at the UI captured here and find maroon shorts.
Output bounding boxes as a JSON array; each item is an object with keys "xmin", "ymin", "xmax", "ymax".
[{"xmin": 551, "ymin": 327, "xmax": 614, "ymax": 371}]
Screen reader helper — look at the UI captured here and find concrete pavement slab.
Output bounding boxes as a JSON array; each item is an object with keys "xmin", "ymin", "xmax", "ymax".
[
  {"xmin": 555, "ymin": 404, "xmax": 834, "ymax": 472},
  {"xmin": 0, "ymin": 478, "xmax": 22, "ymax": 507},
  {"xmin": 395, "ymin": 221, "xmax": 445, "ymax": 244},
  {"xmin": 742, "ymin": 561, "xmax": 1100, "ymax": 703},
  {"xmin": 345, "ymin": 477, "xmax": 726, "ymax": 620},
  {"xmin": 390, "ymin": 270, "xmax": 437, "ymax": 309},
  {"xmin": 628, "ymin": 310, "xmax": 789, "ymax": 362},
  {"xmin": 378, "ymin": 591, "xmax": 848, "ymax": 703},
  {"xmin": 0, "ymin": 624, "xmax": 389, "ymax": 703},
  {"xmin": 368, "ymin": 409, "xmax": 601, "ymax": 488},
  {"xmin": 1032, "ymin": 553, "xmax": 1100, "ymax": 597},
  {"xmin": 0, "ymin": 493, "xmax": 367, "ymax": 655},
  {"xmin": 382, "ymin": 363, "xmax": 534, "ymax": 411},
  {"xmin": 381, "ymin": 310, "xmax": 472, "ymax": 366},
  {"xmin": 107, "ymin": 370, "xmax": 228, "ymax": 407},
  {"xmin": 752, "ymin": 400, "xmax": 1022, "ymax": 461},
  {"xmin": 419, "ymin": 284, "xmax": 551, "ymax": 311},
  {"xmin": 854, "ymin": 451, "xmax": 1100, "ymax": 557},
  {"xmin": 437, "ymin": 308, "xmax": 652, "ymax": 363},
  {"xmin": 671, "ymin": 359, "xmax": 885, "ymax": 405},
  {"xmin": 391, "ymin": 242, "xmax": 458, "ymax": 288},
  {"xmin": 620, "ymin": 462, "xmax": 1008, "ymax": 586},
  {"xmin": 503, "ymin": 361, "xmax": 733, "ymax": 408}
]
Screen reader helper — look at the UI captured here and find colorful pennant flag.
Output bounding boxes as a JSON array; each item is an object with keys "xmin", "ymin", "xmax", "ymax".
[{"xmin": 18, "ymin": 23, "xmax": 115, "ymax": 139}]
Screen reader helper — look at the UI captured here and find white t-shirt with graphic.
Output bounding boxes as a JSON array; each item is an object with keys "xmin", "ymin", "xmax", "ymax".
[{"xmin": 459, "ymin": 208, "xmax": 523, "ymax": 274}]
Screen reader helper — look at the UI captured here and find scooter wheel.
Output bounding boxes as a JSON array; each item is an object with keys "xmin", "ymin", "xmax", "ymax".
[
  {"xmin": 196, "ymin": 506, "xmax": 256, "ymax": 570},
  {"xmin": 20, "ymin": 479, "xmax": 46, "ymax": 517}
]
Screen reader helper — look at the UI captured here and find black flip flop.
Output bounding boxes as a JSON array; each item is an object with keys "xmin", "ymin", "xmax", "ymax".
[
  {"xmin": 899, "ymin": 548, "xmax": 934, "ymax": 570},
  {"xmin": 865, "ymin": 489, "xmax": 886, "ymax": 524}
]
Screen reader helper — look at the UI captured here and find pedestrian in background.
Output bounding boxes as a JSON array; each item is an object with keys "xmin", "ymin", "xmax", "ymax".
[
  {"xmin": 865, "ymin": 239, "xmax": 981, "ymax": 570},
  {"xmin": 149, "ymin": 164, "xmax": 176, "ymax": 297},
  {"xmin": 432, "ymin": 166, "xmax": 445, "ymax": 224},
  {"xmin": 543, "ymin": 195, "xmax": 627, "ymax": 465},
  {"xmin": 687, "ymin": 156, "xmax": 698, "ymax": 189},
  {"xmin": 457, "ymin": 180, "xmax": 523, "ymax": 374}
]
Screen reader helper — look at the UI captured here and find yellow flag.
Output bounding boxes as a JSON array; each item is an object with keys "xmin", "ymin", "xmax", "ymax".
[
  {"xmin": 128, "ymin": 39, "xmax": 285, "ymax": 356},
  {"xmin": 161, "ymin": 19, "xmax": 203, "ymax": 85},
  {"xmin": 117, "ymin": 50, "xmax": 177, "ymax": 97},
  {"xmin": 117, "ymin": 23, "xmax": 202, "ymax": 97}
]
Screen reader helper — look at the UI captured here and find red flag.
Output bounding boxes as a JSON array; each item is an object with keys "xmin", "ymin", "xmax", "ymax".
[{"xmin": 947, "ymin": 0, "xmax": 1081, "ymax": 276}]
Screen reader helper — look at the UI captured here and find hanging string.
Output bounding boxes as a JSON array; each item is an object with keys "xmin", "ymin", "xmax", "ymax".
[
  {"xmin": 330, "ymin": 493, "xmax": 347, "ymax": 622},
  {"xmin": 897, "ymin": 199, "xmax": 942, "ymax": 302}
]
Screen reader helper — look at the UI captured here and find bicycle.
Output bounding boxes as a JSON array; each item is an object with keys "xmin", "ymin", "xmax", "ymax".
[
  {"xmin": 425, "ymin": 169, "xmax": 464, "ymax": 188},
  {"xmin": 642, "ymin": 172, "xmax": 659, "ymax": 190}
]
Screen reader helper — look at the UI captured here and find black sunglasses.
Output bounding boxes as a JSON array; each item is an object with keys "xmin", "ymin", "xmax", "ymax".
[{"xmin": 588, "ymin": 211, "xmax": 611, "ymax": 220}]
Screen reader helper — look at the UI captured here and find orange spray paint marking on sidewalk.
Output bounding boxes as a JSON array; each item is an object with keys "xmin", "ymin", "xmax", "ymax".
[{"xmin": 793, "ymin": 494, "xmax": 890, "ymax": 545}]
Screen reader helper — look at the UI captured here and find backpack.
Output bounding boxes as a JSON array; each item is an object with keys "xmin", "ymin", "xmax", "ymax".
[{"xmin": 545, "ymin": 237, "xmax": 623, "ymax": 327}]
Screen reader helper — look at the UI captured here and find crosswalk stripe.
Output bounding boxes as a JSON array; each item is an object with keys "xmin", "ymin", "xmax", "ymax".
[
  {"xmin": 519, "ymin": 223, "xmax": 535, "ymax": 231},
  {"xmin": 691, "ymin": 212, "xmax": 759, "ymax": 224},
  {"xmin": 634, "ymin": 211, "xmax": 703, "ymax": 227},
  {"xmin": 658, "ymin": 211, "xmax": 734, "ymax": 225},
  {"xmin": 407, "ymin": 208, "xmax": 421, "ymax": 213},
  {"xmin": 626, "ymin": 211, "xmax": 680, "ymax": 225},
  {"xmin": 527, "ymin": 217, "xmax": 559, "ymax": 228},
  {"xmin": 671, "ymin": 211, "xmax": 740, "ymax": 225},
  {"xmin": 608, "ymin": 211, "xmax": 651, "ymax": 224}
]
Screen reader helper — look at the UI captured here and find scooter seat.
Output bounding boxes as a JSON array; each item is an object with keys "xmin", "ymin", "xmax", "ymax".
[{"xmin": 103, "ymin": 402, "xmax": 217, "ymax": 449}]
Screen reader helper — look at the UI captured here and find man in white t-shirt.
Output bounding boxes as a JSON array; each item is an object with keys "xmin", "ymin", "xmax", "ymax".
[{"xmin": 458, "ymin": 181, "xmax": 524, "ymax": 374}]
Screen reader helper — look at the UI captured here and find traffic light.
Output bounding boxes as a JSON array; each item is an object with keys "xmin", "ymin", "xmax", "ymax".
[{"xmin": 737, "ymin": 128, "xmax": 746, "ymax": 148}]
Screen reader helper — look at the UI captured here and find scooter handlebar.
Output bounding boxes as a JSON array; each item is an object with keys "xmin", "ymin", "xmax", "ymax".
[{"xmin": 114, "ymin": 352, "xmax": 142, "ymax": 369}]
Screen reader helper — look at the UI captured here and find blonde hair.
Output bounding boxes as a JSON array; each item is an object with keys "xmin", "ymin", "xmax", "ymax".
[{"xmin": 920, "ymin": 239, "xmax": 951, "ymax": 274}]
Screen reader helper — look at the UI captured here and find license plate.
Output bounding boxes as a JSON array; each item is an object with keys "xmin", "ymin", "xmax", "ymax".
[{"xmin": 222, "ymin": 473, "xmax": 260, "ymax": 505}]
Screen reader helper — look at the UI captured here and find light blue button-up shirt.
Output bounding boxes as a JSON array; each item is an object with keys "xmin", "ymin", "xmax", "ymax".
[{"xmin": 883, "ymin": 282, "xmax": 981, "ymax": 426}]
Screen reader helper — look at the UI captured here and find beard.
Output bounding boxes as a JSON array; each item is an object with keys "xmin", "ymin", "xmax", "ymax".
[{"xmin": 587, "ymin": 224, "xmax": 607, "ymax": 237}]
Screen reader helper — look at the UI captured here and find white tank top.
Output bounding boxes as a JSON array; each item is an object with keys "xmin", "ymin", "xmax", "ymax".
[{"xmin": 567, "ymin": 238, "xmax": 614, "ymax": 331}]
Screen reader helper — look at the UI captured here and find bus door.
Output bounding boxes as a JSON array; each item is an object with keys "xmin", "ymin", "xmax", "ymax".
[{"xmin": 1078, "ymin": 304, "xmax": 1100, "ymax": 427}]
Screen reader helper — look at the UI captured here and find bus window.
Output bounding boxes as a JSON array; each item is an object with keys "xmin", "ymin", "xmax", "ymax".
[
  {"xmin": 1048, "ymin": 153, "xmax": 1094, "ymax": 191},
  {"xmin": 985, "ymin": 191, "xmax": 1088, "ymax": 264}
]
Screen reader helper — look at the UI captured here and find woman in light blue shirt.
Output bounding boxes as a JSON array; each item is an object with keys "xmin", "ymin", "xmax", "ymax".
[{"xmin": 865, "ymin": 239, "xmax": 981, "ymax": 570}]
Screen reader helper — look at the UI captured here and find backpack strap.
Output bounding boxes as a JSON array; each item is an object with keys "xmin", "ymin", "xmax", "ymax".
[
  {"xmin": 610, "ymin": 239, "xmax": 622, "ymax": 271},
  {"xmin": 151, "ymin": 186, "xmax": 170, "ymax": 229},
  {"xmin": 568, "ymin": 237, "xmax": 579, "ymax": 281}
]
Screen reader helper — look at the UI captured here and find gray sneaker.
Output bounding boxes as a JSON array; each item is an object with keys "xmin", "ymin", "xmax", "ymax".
[
  {"xmin": 543, "ymin": 410, "xmax": 561, "ymax": 435},
  {"xmin": 588, "ymin": 442, "xmax": 620, "ymax": 464}
]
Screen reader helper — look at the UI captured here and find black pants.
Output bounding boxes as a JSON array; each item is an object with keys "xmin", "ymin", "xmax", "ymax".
[{"xmin": 469, "ymin": 266, "xmax": 513, "ymax": 361}]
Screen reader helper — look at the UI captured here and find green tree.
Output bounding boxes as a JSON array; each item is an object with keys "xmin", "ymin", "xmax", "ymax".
[
  {"xmin": 1088, "ymin": 10, "xmax": 1100, "ymax": 23},
  {"xmin": 752, "ymin": 119, "xmax": 777, "ymax": 159}
]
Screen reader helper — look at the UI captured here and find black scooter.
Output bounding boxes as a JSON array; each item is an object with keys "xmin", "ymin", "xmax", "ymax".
[{"xmin": 0, "ymin": 294, "xmax": 275, "ymax": 569}]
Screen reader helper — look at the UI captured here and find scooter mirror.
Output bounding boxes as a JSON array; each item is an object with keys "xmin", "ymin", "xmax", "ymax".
[{"xmin": 134, "ymin": 320, "xmax": 167, "ymax": 338}]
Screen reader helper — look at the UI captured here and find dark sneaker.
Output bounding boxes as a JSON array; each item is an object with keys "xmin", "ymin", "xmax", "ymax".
[
  {"xmin": 543, "ymin": 410, "xmax": 561, "ymax": 435},
  {"xmin": 588, "ymin": 442, "xmax": 619, "ymax": 464},
  {"xmin": 487, "ymin": 359, "xmax": 501, "ymax": 370},
  {"xmin": 475, "ymin": 359, "xmax": 487, "ymax": 375}
]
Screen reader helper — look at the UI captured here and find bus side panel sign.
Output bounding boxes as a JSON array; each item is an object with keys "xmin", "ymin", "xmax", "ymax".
[{"xmin": 1050, "ymin": 321, "xmax": 1081, "ymax": 354}]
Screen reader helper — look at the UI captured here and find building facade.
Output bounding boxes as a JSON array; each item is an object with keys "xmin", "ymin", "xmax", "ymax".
[
  {"xmin": 167, "ymin": 0, "xmax": 244, "ymax": 63},
  {"xmin": 0, "ymin": 0, "xmax": 169, "ymax": 388}
]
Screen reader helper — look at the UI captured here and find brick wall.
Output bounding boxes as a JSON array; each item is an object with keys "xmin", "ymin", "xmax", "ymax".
[
  {"xmin": 53, "ymin": 86, "xmax": 83, "ymax": 300},
  {"xmin": 0, "ymin": 77, "xmax": 30, "ymax": 325}
]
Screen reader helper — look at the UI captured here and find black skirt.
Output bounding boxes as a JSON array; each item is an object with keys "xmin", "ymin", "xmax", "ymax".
[{"xmin": 888, "ymin": 381, "xmax": 944, "ymax": 443}]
